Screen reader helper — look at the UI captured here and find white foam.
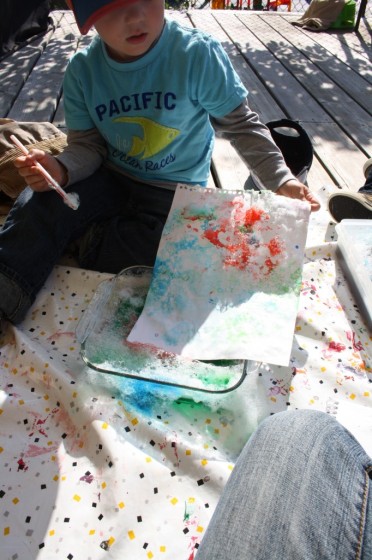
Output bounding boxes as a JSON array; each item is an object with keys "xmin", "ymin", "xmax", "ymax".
[{"xmin": 65, "ymin": 192, "xmax": 80, "ymax": 210}]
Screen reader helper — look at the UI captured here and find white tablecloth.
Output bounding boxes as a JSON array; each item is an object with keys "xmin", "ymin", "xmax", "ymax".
[{"xmin": 1, "ymin": 188, "xmax": 371, "ymax": 559}]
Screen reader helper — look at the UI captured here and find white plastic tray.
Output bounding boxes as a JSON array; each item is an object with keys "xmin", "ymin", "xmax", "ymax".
[{"xmin": 336, "ymin": 220, "xmax": 372, "ymax": 330}]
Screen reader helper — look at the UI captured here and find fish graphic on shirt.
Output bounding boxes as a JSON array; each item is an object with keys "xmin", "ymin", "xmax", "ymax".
[{"xmin": 113, "ymin": 116, "xmax": 180, "ymax": 159}]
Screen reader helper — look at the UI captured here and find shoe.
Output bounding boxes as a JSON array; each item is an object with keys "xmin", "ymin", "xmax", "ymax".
[
  {"xmin": 328, "ymin": 191, "xmax": 372, "ymax": 222},
  {"xmin": 327, "ymin": 158, "xmax": 372, "ymax": 222},
  {"xmin": 363, "ymin": 157, "xmax": 372, "ymax": 179}
]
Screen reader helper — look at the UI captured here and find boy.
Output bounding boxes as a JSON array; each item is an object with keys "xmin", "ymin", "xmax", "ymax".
[{"xmin": 0, "ymin": 0, "xmax": 320, "ymax": 326}]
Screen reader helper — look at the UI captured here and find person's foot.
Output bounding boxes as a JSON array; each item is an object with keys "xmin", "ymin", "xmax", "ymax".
[
  {"xmin": 363, "ymin": 157, "xmax": 372, "ymax": 181},
  {"xmin": 328, "ymin": 191, "xmax": 372, "ymax": 222},
  {"xmin": 327, "ymin": 159, "xmax": 372, "ymax": 222}
]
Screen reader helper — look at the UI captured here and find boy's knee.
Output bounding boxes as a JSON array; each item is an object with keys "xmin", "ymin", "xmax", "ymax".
[{"xmin": 0, "ymin": 271, "xmax": 33, "ymax": 324}]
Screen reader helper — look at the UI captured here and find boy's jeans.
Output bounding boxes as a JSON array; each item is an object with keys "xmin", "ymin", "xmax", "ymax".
[
  {"xmin": 196, "ymin": 410, "xmax": 372, "ymax": 560},
  {"xmin": 0, "ymin": 167, "xmax": 174, "ymax": 323}
]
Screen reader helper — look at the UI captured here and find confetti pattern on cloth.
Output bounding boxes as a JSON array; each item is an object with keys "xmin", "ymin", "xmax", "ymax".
[
  {"xmin": 0, "ymin": 189, "xmax": 371, "ymax": 560},
  {"xmin": 128, "ymin": 186, "xmax": 310, "ymax": 366}
]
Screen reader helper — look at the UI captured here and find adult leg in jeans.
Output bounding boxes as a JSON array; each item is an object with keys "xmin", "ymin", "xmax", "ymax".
[
  {"xmin": 196, "ymin": 409, "xmax": 372, "ymax": 560},
  {"xmin": 0, "ymin": 167, "xmax": 161, "ymax": 323}
]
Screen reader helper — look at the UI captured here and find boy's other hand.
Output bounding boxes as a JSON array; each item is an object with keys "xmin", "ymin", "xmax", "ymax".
[
  {"xmin": 14, "ymin": 149, "xmax": 68, "ymax": 192},
  {"xmin": 276, "ymin": 179, "xmax": 321, "ymax": 212}
]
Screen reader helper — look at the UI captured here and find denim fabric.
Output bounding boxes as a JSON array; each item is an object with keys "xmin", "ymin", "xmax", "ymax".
[
  {"xmin": 196, "ymin": 410, "xmax": 372, "ymax": 560},
  {"xmin": 0, "ymin": 167, "xmax": 174, "ymax": 323}
]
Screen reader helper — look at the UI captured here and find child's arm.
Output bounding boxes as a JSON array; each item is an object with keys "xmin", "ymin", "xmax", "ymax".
[
  {"xmin": 276, "ymin": 179, "xmax": 320, "ymax": 211},
  {"xmin": 13, "ymin": 128, "xmax": 107, "ymax": 191},
  {"xmin": 211, "ymin": 100, "xmax": 320, "ymax": 211},
  {"xmin": 56, "ymin": 128, "xmax": 107, "ymax": 186}
]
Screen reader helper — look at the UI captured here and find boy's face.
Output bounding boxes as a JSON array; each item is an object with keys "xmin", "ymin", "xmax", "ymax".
[{"xmin": 94, "ymin": 0, "xmax": 165, "ymax": 62}]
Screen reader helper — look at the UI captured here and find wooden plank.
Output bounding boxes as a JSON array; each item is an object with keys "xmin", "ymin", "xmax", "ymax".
[
  {"xmin": 210, "ymin": 140, "xmax": 248, "ymax": 190},
  {"xmin": 236, "ymin": 13, "xmax": 371, "ymax": 150},
  {"xmin": 189, "ymin": 11, "xmax": 289, "ymax": 120},
  {"xmin": 272, "ymin": 16, "xmax": 372, "ymax": 113},
  {"xmin": 259, "ymin": 16, "xmax": 372, "ymax": 144},
  {"xmin": 0, "ymin": 33, "xmax": 54, "ymax": 118},
  {"xmin": 52, "ymin": 28, "xmax": 96, "ymax": 130},
  {"xmin": 306, "ymin": 153, "xmax": 337, "ymax": 188},
  {"xmin": 284, "ymin": 15, "xmax": 372, "ymax": 81},
  {"xmin": 188, "ymin": 11, "xmax": 335, "ymax": 191},
  {"xmin": 221, "ymin": 12, "xmax": 367, "ymax": 189},
  {"xmin": 188, "ymin": 10, "xmax": 281, "ymax": 190},
  {"xmin": 0, "ymin": 11, "xmax": 66, "ymax": 119},
  {"xmin": 170, "ymin": 10, "xmax": 258, "ymax": 189},
  {"xmin": 7, "ymin": 11, "xmax": 80, "ymax": 122},
  {"xmin": 286, "ymin": 12, "xmax": 372, "ymax": 57},
  {"xmin": 211, "ymin": 134, "xmax": 335, "ymax": 192},
  {"xmin": 355, "ymin": 17, "xmax": 372, "ymax": 47},
  {"xmin": 335, "ymin": 18, "xmax": 372, "ymax": 56},
  {"xmin": 222, "ymin": 13, "xmax": 331, "ymax": 122}
]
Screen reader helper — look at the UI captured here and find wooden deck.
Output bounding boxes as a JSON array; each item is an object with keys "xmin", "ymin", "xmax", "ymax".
[{"xmin": 1, "ymin": 9, "xmax": 371, "ymax": 199}]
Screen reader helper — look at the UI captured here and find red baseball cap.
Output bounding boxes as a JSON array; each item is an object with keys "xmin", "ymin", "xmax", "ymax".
[{"xmin": 67, "ymin": 0, "xmax": 139, "ymax": 34}]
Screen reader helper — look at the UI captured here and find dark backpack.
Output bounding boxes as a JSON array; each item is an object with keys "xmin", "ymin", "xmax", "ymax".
[{"xmin": 267, "ymin": 119, "xmax": 314, "ymax": 184}]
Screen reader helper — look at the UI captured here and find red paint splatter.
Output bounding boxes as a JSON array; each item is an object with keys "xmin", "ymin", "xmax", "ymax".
[
  {"xmin": 244, "ymin": 207, "xmax": 264, "ymax": 228},
  {"xmin": 158, "ymin": 437, "xmax": 168, "ymax": 451},
  {"xmin": 267, "ymin": 237, "xmax": 283, "ymax": 256},
  {"xmin": 203, "ymin": 228, "xmax": 228, "ymax": 250},
  {"xmin": 203, "ymin": 226, "xmax": 254, "ymax": 270},
  {"xmin": 29, "ymin": 408, "xmax": 59, "ymax": 438},
  {"xmin": 268, "ymin": 378, "xmax": 288, "ymax": 396},
  {"xmin": 17, "ymin": 458, "xmax": 28, "ymax": 471},
  {"xmin": 47, "ymin": 330, "xmax": 75, "ymax": 342},
  {"xmin": 346, "ymin": 331, "xmax": 364, "ymax": 352},
  {"xmin": 301, "ymin": 282, "xmax": 318, "ymax": 296},
  {"xmin": 172, "ymin": 441, "xmax": 180, "ymax": 467},
  {"xmin": 264, "ymin": 257, "xmax": 275, "ymax": 274},
  {"xmin": 224, "ymin": 244, "xmax": 252, "ymax": 270},
  {"xmin": 126, "ymin": 340, "xmax": 177, "ymax": 362},
  {"xmin": 24, "ymin": 444, "xmax": 59, "ymax": 458},
  {"xmin": 328, "ymin": 341, "xmax": 346, "ymax": 352},
  {"xmin": 192, "ymin": 203, "xmax": 283, "ymax": 274}
]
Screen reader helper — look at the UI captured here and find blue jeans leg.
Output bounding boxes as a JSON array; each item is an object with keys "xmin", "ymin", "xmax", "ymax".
[{"xmin": 196, "ymin": 410, "xmax": 372, "ymax": 560}]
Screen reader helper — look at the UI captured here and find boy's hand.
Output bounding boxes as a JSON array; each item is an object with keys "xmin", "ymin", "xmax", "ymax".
[
  {"xmin": 276, "ymin": 179, "xmax": 320, "ymax": 212},
  {"xmin": 14, "ymin": 148, "xmax": 68, "ymax": 192}
]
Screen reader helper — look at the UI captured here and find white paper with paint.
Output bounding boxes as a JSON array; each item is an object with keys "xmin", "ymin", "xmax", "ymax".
[{"xmin": 127, "ymin": 186, "xmax": 310, "ymax": 366}]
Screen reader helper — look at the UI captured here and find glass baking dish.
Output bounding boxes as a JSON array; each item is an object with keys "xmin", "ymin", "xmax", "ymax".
[{"xmin": 76, "ymin": 266, "xmax": 253, "ymax": 393}]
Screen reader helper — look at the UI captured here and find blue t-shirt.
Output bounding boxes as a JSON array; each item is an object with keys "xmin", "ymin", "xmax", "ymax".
[{"xmin": 63, "ymin": 18, "xmax": 248, "ymax": 186}]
